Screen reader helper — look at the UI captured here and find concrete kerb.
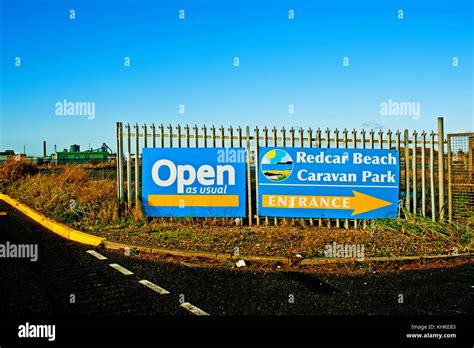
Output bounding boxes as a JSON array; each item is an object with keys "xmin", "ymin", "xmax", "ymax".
[
  {"xmin": 1, "ymin": 193, "xmax": 473, "ymax": 266},
  {"xmin": 0, "ymin": 193, "xmax": 105, "ymax": 246},
  {"xmin": 100, "ymin": 240, "xmax": 473, "ymax": 266}
]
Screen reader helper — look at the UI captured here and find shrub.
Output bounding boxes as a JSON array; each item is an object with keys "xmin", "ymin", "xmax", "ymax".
[{"xmin": 0, "ymin": 158, "xmax": 39, "ymax": 190}]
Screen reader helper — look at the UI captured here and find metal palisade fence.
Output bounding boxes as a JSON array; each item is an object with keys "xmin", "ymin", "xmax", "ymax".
[
  {"xmin": 447, "ymin": 132, "xmax": 474, "ymax": 223},
  {"xmin": 116, "ymin": 117, "xmax": 454, "ymax": 227}
]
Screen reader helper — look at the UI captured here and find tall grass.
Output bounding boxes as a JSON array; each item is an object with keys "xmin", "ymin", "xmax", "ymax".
[
  {"xmin": 0, "ymin": 161, "xmax": 144, "ymax": 226},
  {"xmin": 0, "ymin": 158, "xmax": 38, "ymax": 190},
  {"xmin": 370, "ymin": 208, "xmax": 471, "ymax": 244}
]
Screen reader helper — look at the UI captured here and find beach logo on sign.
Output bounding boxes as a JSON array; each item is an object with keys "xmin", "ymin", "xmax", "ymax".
[{"xmin": 261, "ymin": 149, "xmax": 293, "ymax": 182}]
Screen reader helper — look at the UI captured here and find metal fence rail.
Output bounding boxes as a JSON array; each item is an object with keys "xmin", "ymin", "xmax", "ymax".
[
  {"xmin": 447, "ymin": 133, "xmax": 474, "ymax": 223},
  {"xmin": 116, "ymin": 117, "xmax": 449, "ymax": 227}
]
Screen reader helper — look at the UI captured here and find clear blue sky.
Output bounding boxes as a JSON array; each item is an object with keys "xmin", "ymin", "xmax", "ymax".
[{"xmin": 1, "ymin": 0, "xmax": 472, "ymax": 155}]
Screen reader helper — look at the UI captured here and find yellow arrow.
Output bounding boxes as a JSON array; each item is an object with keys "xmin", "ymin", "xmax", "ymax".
[
  {"xmin": 261, "ymin": 190, "xmax": 392, "ymax": 216},
  {"xmin": 349, "ymin": 191, "xmax": 393, "ymax": 215}
]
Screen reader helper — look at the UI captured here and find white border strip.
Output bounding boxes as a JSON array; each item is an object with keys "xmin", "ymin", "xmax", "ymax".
[
  {"xmin": 86, "ymin": 250, "xmax": 108, "ymax": 260},
  {"xmin": 180, "ymin": 302, "xmax": 209, "ymax": 316},
  {"xmin": 109, "ymin": 263, "xmax": 134, "ymax": 275},
  {"xmin": 139, "ymin": 280, "xmax": 170, "ymax": 295}
]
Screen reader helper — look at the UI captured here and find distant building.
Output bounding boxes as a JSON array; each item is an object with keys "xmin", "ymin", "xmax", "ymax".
[
  {"xmin": 0, "ymin": 143, "xmax": 116, "ymax": 166},
  {"xmin": 0, "ymin": 150, "xmax": 15, "ymax": 164},
  {"xmin": 52, "ymin": 143, "xmax": 115, "ymax": 165},
  {"xmin": 0, "ymin": 151, "xmax": 43, "ymax": 165}
]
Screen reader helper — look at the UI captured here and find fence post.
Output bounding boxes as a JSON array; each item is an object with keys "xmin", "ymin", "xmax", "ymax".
[
  {"xmin": 220, "ymin": 125, "xmax": 225, "ymax": 147},
  {"xmin": 143, "ymin": 124, "xmax": 148, "ymax": 148},
  {"xmin": 151, "ymin": 123, "xmax": 156, "ymax": 148},
  {"xmin": 325, "ymin": 128, "xmax": 330, "ymax": 148},
  {"xmin": 229, "ymin": 126, "xmax": 234, "ymax": 147},
  {"xmin": 395, "ymin": 130, "xmax": 401, "ymax": 217},
  {"xmin": 263, "ymin": 127, "xmax": 269, "ymax": 226},
  {"xmin": 134, "ymin": 123, "xmax": 140, "ymax": 204},
  {"xmin": 334, "ymin": 129, "xmax": 340, "ymax": 228},
  {"xmin": 325, "ymin": 128, "xmax": 331, "ymax": 227},
  {"xmin": 421, "ymin": 131, "xmax": 426, "ymax": 217},
  {"xmin": 361, "ymin": 129, "xmax": 366, "ymax": 149},
  {"xmin": 211, "ymin": 125, "xmax": 216, "ymax": 148},
  {"xmin": 202, "ymin": 126, "xmax": 208, "ymax": 148},
  {"xmin": 316, "ymin": 128, "xmax": 322, "ymax": 227},
  {"xmin": 254, "ymin": 127, "xmax": 260, "ymax": 225},
  {"xmin": 298, "ymin": 127, "xmax": 305, "ymax": 227},
  {"xmin": 447, "ymin": 135, "xmax": 452, "ymax": 222},
  {"xmin": 238, "ymin": 126, "xmax": 242, "ymax": 147},
  {"xmin": 160, "ymin": 124, "xmax": 164, "ymax": 148},
  {"xmin": 366, "ymin": 129, "xmax": 375, "ymax": 229},
  {"xmin": 404, "ymin": 129, "xmax": 410, "ymax": 212},
  {"xmin": 369, "ymin": 129, "xmax": 374, "ymax": 148},
  {"xmin": 185, "ymin": 124, "xmax": 190, "ymax": 148},
  {"xmin": 430, "ymin": 131, "xmax": 436, "ymax": 221},
  {"xmin": 246, "ymin": 126, "xmax": 252, "ymax": 226},
  {"xmin": 352, "ymin": 129, "xmax": 358, "ymax": 229},
  {"xmin": 126, "ymin": 123, "xmax": 132, "ymax": 207},
  {"xmin": 116, "ymin": 122, "xmax": 124, "ymax": 201},
  {"xmin": 176, "ymin": 124, "xmax": 182, "ymax": 148},
  {"xmin": 378, "ymin": 130, "xmax": 383, "ymax": 149},
  {"xmin": 116, "ymin": 122, "xmax": 120, "ymax": 199},
  {"xmin": 412, "ymin": 131, "xmax": 418, "ymax": 214},
  {"xmin": 437, "ymin": 117, "xmax": 445, "ymax": 221},
  {"xmin": 289, "ymin": 127, "xmax": 295, "ymax": 226},
  {"xmin": 387, "ymin": 129, "xmax": 392, "ymax": 150},
  {"xmin": 272, "ymin": 127, "xmax": 277, "ymax": 226},
  {"xmin": 343, "ymin": 129, "xmax": 348, "ymax": 229},
  {"xmin": 168, "ymin": 124, "xmax": 173, "ymax": 148},
  {"xmin": 307, "ymin": 127, "xmax": 314, "ymax": 227},
  {"xmin": 316, "ymin": 128, "xmax": 321, "ymax": 148},
  {"xmin": 194, "ymin": 125, "xmax": 199, "ymax": 148}
]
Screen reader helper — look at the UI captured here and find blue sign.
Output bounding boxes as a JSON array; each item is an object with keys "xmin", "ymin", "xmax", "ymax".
[
  {"xmin": 258, "ymin": 147, "xmax": 400, "ymax": 219},
  {"xmin": 142, "ymin": 148, "xmax": 247, "ymax": 217}
]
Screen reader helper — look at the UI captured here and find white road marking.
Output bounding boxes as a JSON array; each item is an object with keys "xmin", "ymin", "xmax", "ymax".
[
  {"xmin": 86, "ymin": 250, "xmax": 107, "ymax": 260},
  {"xmin": 109, "ymin": 263, "xmax": 134, "ymax": 275},
  {"xmin": 180, "ymin": 302, "xmax": 209, "ymax": 316},
  {"xmin": 138, "ymin": 280, "xmax": 170, "ymax": 295}
]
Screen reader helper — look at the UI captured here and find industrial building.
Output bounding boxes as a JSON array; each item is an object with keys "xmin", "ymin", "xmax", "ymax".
[
  {"xmin": 0, "ymin": 142, "xmax": 115, "ymax": 165},
  {"xmin": 52, "ymin": 143, "xmax": 115, "ymax": 164}
]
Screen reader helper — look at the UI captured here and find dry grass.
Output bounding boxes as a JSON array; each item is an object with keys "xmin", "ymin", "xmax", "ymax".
[
  {"xmin": 1, "ymin": 163, "xmax": 130, "ymax": 226},
  {"xmin": 95, "ymin": 217, "xmax": 470, "ymax": 258},
  {"xmin": 0, "ymin": 158, "xmax": 39, "ymax": 190}
]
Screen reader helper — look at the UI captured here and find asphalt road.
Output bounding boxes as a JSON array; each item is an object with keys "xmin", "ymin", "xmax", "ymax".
[
  {"xmin": 0, "ymin": 200, "xmax": 473, "ymax": 317},
  {"xmin": 0, "ymin": 201, "xmax": 474, "ymax": 315}
]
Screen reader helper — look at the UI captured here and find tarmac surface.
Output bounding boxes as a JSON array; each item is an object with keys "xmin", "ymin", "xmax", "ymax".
[
  {"xmin": 0, "ymin": 201, "xmax": 474, "ymax": 347},
  {"xmin": 0, "ymin": 199, "xmax": 472, "ymax": 317}
]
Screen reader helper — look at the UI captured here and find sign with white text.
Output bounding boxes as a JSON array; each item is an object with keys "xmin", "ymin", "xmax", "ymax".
[
  {"xmin": 142, "ymin": 148, "xmax": 247, "ymax": 217},
  {"xmin": 258, "ymin": 147, "xmax": 400, "ymax": 219}
]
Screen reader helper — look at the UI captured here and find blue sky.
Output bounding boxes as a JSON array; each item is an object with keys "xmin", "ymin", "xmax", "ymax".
[{"xmin": 1, "ymin": 0, "xmax": 472, "ymax": 155}]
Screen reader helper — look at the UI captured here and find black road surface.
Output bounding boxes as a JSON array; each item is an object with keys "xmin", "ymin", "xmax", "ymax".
[{"xmin": 0, "ymin": 199, "xmax": 473, "ymax": 346}]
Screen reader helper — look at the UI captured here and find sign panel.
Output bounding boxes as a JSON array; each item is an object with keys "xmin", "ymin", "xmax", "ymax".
[
  {"xmin": 258, "ymin": 147, "xmax": 400, "ymax": 219},
  {"xmin": 142, "ymin": 148, "xmax": 247, "ymax": 217}
]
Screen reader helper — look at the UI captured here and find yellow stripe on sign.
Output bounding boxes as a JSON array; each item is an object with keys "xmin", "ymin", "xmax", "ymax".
[
  {"xmin": 262, "ymin": 191, "xmax": 392, "ymax": 216},
  {"xmin": 148, "ymin": 195, "xmax": 239, "ymax": 207}
]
